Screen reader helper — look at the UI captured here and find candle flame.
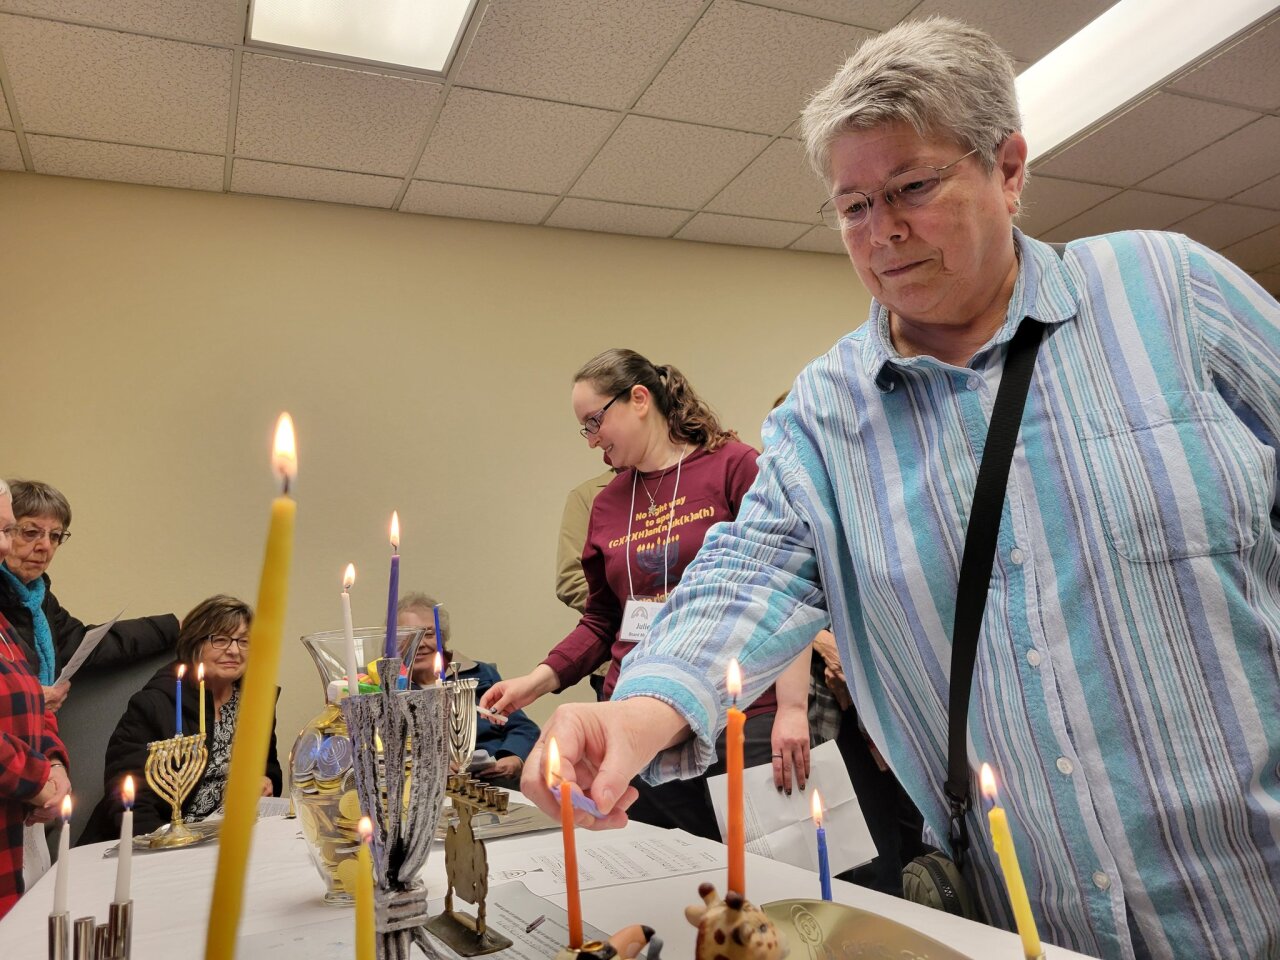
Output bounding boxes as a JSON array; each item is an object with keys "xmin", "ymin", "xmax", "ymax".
[
  {"xmin": 343, "ymin": 563, "xmax": 356, "ymax": 590},
  {"xmin": 123, "ymin": 775, "xmax": 135, "ymax": 808},
  {"xmin": 272, "ymin": 412, "xmax": 298, "ymax": 485},
  {"xmin": 177, "ymin": 664, "xmax": 187, "ymax": 680},
  {"xmin": 812, "ymin": 789, "xmax": 824, "ymax": 826},
  {"xmin": 389, "ymin": 511, "xmax": 400, "ymax": 551},
  {"xmin": 726, "ymin": 659, "xmax": 742, "ymax": 700},
  {"xmin": 61, "ymin": 795, "xmax": 72, "ymax": 820},
  {"xmin": 546, "ymin": 737, "xmax": 561, "ymax": 789},
  {"xmin": 434, "ymin": 651, "xmax": 444, "ymax": 678},
  {"xmin": 980, "ymin": 763, "xmax": 998, "ymax": 802},
  {"xmin": 358, "ymin": 816, "xmax": 373, "ymax": 845},
  {"xmin": 197, "ymin": 663, "xmax": 205, "ymax": 682}
]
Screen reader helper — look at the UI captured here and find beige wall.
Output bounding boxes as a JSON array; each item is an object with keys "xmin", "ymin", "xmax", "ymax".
[{"xmin": 0, "ymin": 171, "xmax": 869, "ymax": 767}]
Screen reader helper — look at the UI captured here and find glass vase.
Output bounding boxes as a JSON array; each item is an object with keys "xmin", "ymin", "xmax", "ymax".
[{"xmin": 290, "ymin": 625, "xmax": 425, "ymax": 904}]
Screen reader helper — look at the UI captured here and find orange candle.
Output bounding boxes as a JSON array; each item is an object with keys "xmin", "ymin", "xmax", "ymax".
[
  {"xmin": 205, "ymin": 413, "xmax": 297, "ymax": 960},
  {"xmin": 726, "ymin": 659, "xmax": 745, "ymax": 897},
  {"xmin": 548, "ymin": 738, "xmax": 583, "ymax": 948}
]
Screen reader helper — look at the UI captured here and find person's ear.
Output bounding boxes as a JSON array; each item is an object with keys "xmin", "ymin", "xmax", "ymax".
[
  {"xmin": 630, "ymin": 384, "xmax": 651, "ymax": 417},
  {"xmin": 998, "ymin": 132, "xmax": 1028, "ymax": 217}
]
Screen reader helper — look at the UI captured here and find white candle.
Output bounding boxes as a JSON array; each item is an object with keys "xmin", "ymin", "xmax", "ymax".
[
  {"xmin": 114, "ymin": 776, "xmax": 135, "ymax": 903},
  {"xmin": 52, "ymin": 794, "xmax": 72, "ymax": 915},
  {"xmin": 342, "ymin": 564, "xmax": 359, "ymax": 696}
]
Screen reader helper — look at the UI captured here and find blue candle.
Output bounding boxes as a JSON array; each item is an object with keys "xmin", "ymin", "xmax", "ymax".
[
  {"xmin": 433, "ymin": 604, "xmax": 445, "ymax": 681},
  {"xmin": 176, "ymin": 664, "xmax": 186, "ymax": 736},
  {"xmin": 814, "ymin": 790, "xmax": 832, "ymax": 901},
  {"xmin": 384, "ymin": 512, "xmax": 400, "ymax": 659}
]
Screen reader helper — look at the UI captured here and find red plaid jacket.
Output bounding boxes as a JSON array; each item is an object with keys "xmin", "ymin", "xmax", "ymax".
[{"xmin": 0, "ymin": 610, "xmax": 67, "ymax": 919}]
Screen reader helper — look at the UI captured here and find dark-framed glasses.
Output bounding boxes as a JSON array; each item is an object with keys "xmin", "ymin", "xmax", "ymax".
[
  {"xmin": 819, "ymin": 148, "xmax": 978, "ymax": 230},
  {"xmin": 208, "ymin": 635, "xmax": 250, "ymax": 652},
  {"xmin": 14, "ymin": 524, "xmax": 71, "ymax": 546},
  {"xmin": 579, "ymin": 390, "xmax": 631, "ymax": 439}
]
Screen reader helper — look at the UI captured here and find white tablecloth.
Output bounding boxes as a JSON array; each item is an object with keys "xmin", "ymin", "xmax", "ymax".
[{"xmin": 0, "ymin": 806, "xmax": 1099, "ymax": 959}]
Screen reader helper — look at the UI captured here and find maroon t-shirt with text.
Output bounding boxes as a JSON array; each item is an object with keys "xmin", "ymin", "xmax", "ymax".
[{"xmin": 543, "ymin": 440, "xmax": 777, "ymax": 716}]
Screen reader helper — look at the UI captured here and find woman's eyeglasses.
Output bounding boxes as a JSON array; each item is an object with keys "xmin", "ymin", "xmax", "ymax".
[
  {"xmin": 579, "ymin": 390, "xmax": 631, "ymax": 438},
  {"xmin": 207, "ymin": 635, "xmax": 250, "ymax": 652}
]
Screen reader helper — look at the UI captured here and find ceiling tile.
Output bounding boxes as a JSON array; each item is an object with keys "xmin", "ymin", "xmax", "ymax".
[
  {"xmin": 401, "ymin": 180, "xmax": 557, "ymax": 224},
  {"xmin": 235, "ymin": 54, "xmax": 441, "ymax": 177},
  {"xmin": 1168, "ymin": 19, "xmax": 1280, "ymax": 111},
  {"xmin": 1017, "ymin": 176, "xmax": 1119, "ymax": 237},
  {"xmin": 906, "ymin": 0, "xmax": 1114, "ymax": 62},
  {"xmin": 416, "ymin": 88, "xmax": 618, "ymax": 193},
  {"xmin": 790, "ymin": 225, "xmax": 847, "ymax": 254},
  {"xmin": 1254, "ymin": 272, "xmax": 1280, "ymax": 297},
  {"xmin": 0, "ymin": 129, "xmax": 22, "ymax": 170},
  {"xmin": 546, "ymin": 197, "xmax": 689, "ymax": 237},
  {"xmin": 1042, "ymin": 190, "xmax": 1212, "ymax": 242},
  {"xmin": 1168, "ymin": 202, "xmax": 1280, "ymax": 251},
  {"xmin": 571, "ymin": 115, "xmax": 768, "ymax": 209},
  {"xmin": 1220, "ymin": 225, "xmax": 1280, "ymax": 273},
  {"xmin": 1232, "ymin": 173, "xmax": 1280, "ymax": 211},
  {"xmin": 1034, "ymin": 93, "xmax": 1258, "ymax": 187},
  {"xmin": 635, "ymin": 0, "xmax": 872, "ymax": 135},
  {"xmin": 28, "ymin": 134, "xmax": 222, "ymax": 189},
  {"xmin": 0, "ymin": 15, "xmax": 231, "ymax": 152},
  {"xmin": 1139, "ymin": 116, "xmax": 1280, "ymax": 200},
  {"xmin": 454, "ymin": 0, "xmax": 703, "ymax": 110},
  {"xmin": 0, "ymin": 0, "xmax": 245, "ymax": 46},
  {"xmin": 675, "ymin": 211, "xmax": 810, "ymax": 248},
  {"xmin": 231, "ymin": 158, "xmax": 401, "ymax": 207},
  {"xmin": 705, "ymin": 138, "xmax": 827, "ymax": 223},
  {"xmin": 752, "ymin": 0, "xmax": 918, "ymax": 30}
]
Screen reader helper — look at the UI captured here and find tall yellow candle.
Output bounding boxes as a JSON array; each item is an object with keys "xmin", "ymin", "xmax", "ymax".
[
  {"xmin": 981, "ymin": 764, "xmax": 1044, "ymax": 960},
  {"xmin": 197, "ymin": 663, "xmax": 206, "ymax": 738},
  {"xmin": 355, "ymin": 817, "xmax": 375, "ymax": 960},
  {"xmin": 205, "ymin": 413, "xmax": 297, "ymax": 960}
]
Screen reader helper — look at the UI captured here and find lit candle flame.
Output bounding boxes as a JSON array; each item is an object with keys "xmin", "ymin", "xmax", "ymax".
[
  {"xmin": 123, "ymin": 775, "xmax": 135, "ymax": 809},
  {"xmin": 178, "ymin": 664, "xmax": 187, "ymax": 680},
  {"xmin": 61, "ymin": 795, "xmax": 72, "ymax": 820},
  {"xmin": 980, "ymin": 763, "xmax": 999, "ymax": 804},
  {"xmin": 343, "ymin": 563, "xmax": 356, "ymax": 591},
  {"xmin": 358, "ymin": 816, "xmax": 373, "ymax": 845},
  {"xmin": 272, "ymin": 412, "xmax": 297, "ymax": 487},
  {"xmin": 389, "ymin": 511, "xmax": 400, "ymax": 551},
  {"xmin": 546, "ymin": 737, "xmax": 561, "ymax": 789},
  {"xmin": 726, "ymin": 659, "xmax": 742, "ymax": 702},
  {"xmin": 434, "ymin": 651, "xmax": 444, "ymax": 678},
  {"xmin": 197, "ymin": 663, "xmax": 204, "ymax": 683},
  {"xmin": 812, "ymin": 789, "xmax": 824, "ymax": 827}
]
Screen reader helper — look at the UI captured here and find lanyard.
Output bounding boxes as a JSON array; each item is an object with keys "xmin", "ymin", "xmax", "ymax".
[{"xmin": 625, "ymin": 446, "xmax": 687, "ymax": 600}]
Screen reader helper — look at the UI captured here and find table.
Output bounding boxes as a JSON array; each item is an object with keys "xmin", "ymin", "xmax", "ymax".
[{"xmin": 0, "ymin": 808, "xmax": 1099, "ymax": 959}]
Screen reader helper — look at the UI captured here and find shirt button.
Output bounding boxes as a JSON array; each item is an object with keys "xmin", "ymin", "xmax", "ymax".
[
  {"xmin": 967, "ymin": 376, "xmax": 981, "ymax": 390},
  {"xmin": 1026, "ymin": 649, "xmax": 1042, "ymax": 667},
  {"xmin": 1056, "ymin": 757, "xmax": 1074, "ymax": 776},
  {"xmin": 1092, "ymin": 871, "xmax": 1111, "ymax": 890},
  {"xmin": 1010, "ymin": 547, "xmax": 1025, "ymax": 565}
]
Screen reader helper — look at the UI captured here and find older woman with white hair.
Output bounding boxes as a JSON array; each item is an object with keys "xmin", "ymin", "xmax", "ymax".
[{"xmin": 520, "ymin": 18, "xmax": 1280, "ymax": 960}]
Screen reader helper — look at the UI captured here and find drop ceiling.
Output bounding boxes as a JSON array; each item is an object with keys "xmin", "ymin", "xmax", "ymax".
[{"xmin": 0, "ymin": 0, "xmax": 1277, "ymax": 295}]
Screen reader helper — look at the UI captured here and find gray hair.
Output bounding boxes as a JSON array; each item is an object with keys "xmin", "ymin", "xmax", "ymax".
[
  {"xmin": 800, "ymin": 17, "xmax": 1020, "ymax": 182},
  {"xmin": 6, "ymin": 479, "xmax": 72, "ymax": 528},
  {"xmin": 0, "ymin": 479, "xmax": 9, "ymax": 500},
  {"xmin": 396, "ymin": 591, "xmax": 450, "ymax": 645}
]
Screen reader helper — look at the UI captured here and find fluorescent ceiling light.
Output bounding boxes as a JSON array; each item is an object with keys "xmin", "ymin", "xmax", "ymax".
[
  {"xmin": 248, "ymin": 0, "xmax": 478, "ymax": 74},
  {"xmin": 1017, "ymin": 0, "xmax": 1279, "ymax": 163}
]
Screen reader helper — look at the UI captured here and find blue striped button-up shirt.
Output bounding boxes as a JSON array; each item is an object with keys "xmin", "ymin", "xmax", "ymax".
[{"xmin": 613, "ymin": 229, "xmax": 1280, "ymax": 960}]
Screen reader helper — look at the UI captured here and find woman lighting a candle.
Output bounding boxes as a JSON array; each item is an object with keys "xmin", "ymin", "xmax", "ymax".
[{"xmin": 83, "ymin": 596, "xmax": 283, "ymax": 840}]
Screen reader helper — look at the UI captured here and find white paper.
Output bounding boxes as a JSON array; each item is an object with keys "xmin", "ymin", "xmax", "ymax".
[
  {"xmin": 487, "ymin": 830, "xmax": 721, "ymax": 896},
  {"xmin": 257, "ymin": 796, "xmax": 292, "ymax": 818},
  {"xmin": 706, "ymin": 738, "xmax": 877, "ymax": 875},
  {"xmin": 55, "ymin": 609, "xmax": 124, "ymax": 684}
]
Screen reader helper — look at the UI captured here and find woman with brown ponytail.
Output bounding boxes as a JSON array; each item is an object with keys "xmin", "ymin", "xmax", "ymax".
[{"xmin": 483, "ymin": 348, "xmax": 812, "ymax": 840}]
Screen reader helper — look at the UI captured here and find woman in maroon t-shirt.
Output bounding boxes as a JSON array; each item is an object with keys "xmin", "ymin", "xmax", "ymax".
[{"xmin": 482, "ymin": 348, "xmax": 812, "ymax": 840}]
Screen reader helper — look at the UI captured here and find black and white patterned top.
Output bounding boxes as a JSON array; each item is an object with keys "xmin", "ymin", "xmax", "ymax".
[{"xmin": 185, "ymin": 685, "xmax": 240, "ymax": 821}]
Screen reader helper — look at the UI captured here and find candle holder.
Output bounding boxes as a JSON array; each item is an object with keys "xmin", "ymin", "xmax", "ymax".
[
  {"xmin": 442, "ymin": 672, "xmax": 479, "ymax": 771},
  {"xmin": 424, "ymin": 774, "xmax": 512, "ymax": 956},
  {"xmin": 48, "ymin": 911, "xmax": 70, "ymax": 960},
  {"xmin": 142, "ymin": 734, "xmax": 208, "ymax": 848},
  {"xmin": 341, "ymin": 657, "xmax": 451, "ymax": 960}
]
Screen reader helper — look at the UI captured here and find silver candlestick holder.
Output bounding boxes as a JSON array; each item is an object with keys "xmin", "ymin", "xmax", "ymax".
[
  {"xmin": 48, "ymin": 901, "xmax": 131, "ymax": 960},
  {"xmin": 442, "ymin": 671, "xmax": 479, "ymax": 771},
  {"xmin": 341, "ymin": 657, "xmax": 451, "ymax": 960}
]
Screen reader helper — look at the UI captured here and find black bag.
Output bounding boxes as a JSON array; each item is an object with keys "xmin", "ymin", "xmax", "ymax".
[{"xmin": 900, "ymin": 314, "xmax": 1047, "ymax": 917}]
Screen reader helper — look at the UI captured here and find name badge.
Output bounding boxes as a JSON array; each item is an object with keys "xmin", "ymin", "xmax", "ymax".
[{"xmin": 620, "ymin": 598, "xmax": 664, "ymax": 643}]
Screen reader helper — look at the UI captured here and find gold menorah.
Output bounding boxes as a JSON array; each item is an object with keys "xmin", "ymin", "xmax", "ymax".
[{"xmin": 143, "ymin": 734, "xmax": 209, "ymax": 848}]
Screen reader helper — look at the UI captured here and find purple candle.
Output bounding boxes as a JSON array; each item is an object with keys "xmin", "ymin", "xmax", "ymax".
[
  {"xmin": 384, "ymin": 511, "xmax": 401, "ymax": 659},
  {"xmin": 176, "ymin": 664, "xmax": 186, "ymax": 736},
  {"xmin": 433, "ymin": 604, "xmax": 445, "ymax": 681}
]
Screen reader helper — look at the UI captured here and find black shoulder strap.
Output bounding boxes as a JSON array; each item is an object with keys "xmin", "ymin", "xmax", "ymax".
[{"xmin": 943, "ymin": 241, "xmax": 1062, "ymax": 867}]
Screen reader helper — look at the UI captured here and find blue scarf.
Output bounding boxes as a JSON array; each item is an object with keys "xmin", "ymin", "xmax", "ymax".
[{"xmin": 0, "ymin": 566, "xmax": 55, "ymax": 685}]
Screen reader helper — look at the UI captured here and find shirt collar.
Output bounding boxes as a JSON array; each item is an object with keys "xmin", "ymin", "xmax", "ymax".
[{"xmin": 860, "ymin": 228, "xmax": 1080, "ymax": 390}]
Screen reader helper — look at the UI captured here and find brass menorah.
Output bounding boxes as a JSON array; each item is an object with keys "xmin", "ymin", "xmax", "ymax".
[
  {"xmin": 143, "ymin": 734, "xmax": 208, "ymax": 848},
  {"xmin": 424, "ymin": 775, "xmax": 512, "ymax": 956}
]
